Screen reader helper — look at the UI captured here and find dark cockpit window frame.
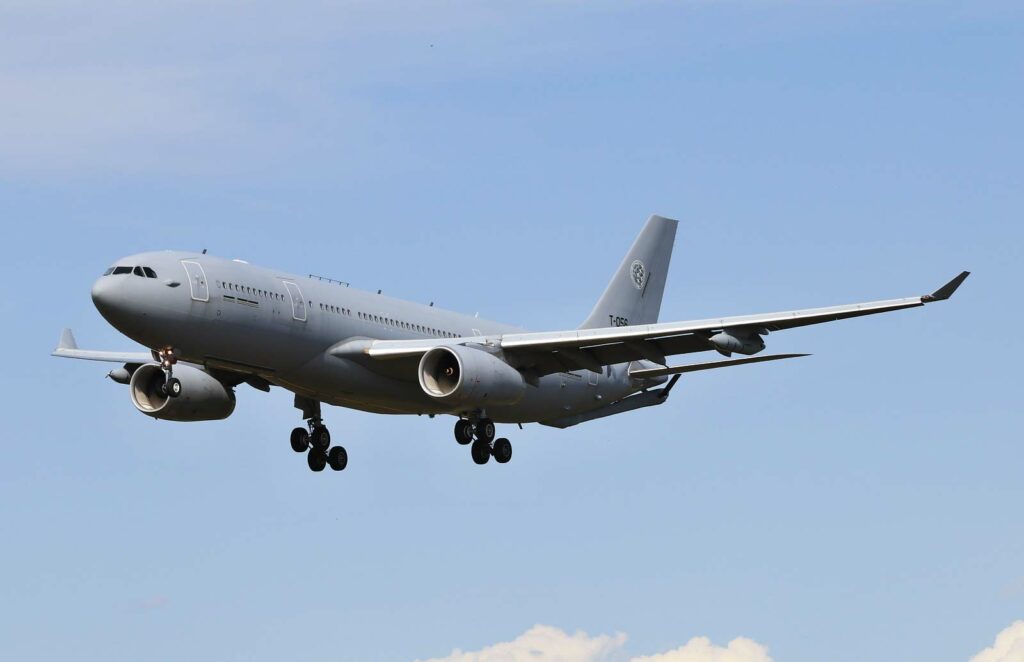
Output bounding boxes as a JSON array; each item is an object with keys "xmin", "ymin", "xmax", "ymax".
[
  {"xmin": 112, "ymin": 266, "xmax": 132, "ymax": 275},
  {"xmin": 142, "ymin": 267, "xmax": 157, "ymax": 278}
]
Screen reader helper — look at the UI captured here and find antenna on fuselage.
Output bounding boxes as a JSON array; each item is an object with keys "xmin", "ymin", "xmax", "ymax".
[{"xmin": 202, "ymin": 248, "xmax": 207, "ymax": 254}]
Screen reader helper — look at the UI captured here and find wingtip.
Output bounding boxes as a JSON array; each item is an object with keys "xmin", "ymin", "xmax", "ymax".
[
  {"xmin": 57, "ymin": 328, "xmax": 78, "ymax": 351},
  {"xmin": 922, "ymin": 271, "xmax": 970, "ymax": 302}
]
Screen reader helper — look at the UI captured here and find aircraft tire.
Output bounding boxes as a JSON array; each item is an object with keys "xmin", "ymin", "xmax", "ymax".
[
  {"xmin": 290, "ymin": 427, "xmax": 309, "ymax": 453},
  {"xmin": 471, "ymin": 440, "xmax": 491, "ymax": 465},
  {"xmin": 307, "ymin": 449, "xmax": 327, "ymax": 472},
  {"xmin": 311, "ymin": 426, "xmax": 331, "ymax": 451},
  {"xmin": 475, "ymin": 419, "xmax": 496, "ymax": 443},
  {"xmin": 163, "ymin": 377, "xmax": 182, "ymax": 398},
  {"xmin": 454, "ymin": 420, "xmax": 474, "ymax": 445},
  {"xmin": 328, "ymin": 446, "xmax": 348, "ymax": 471},
  {"xmin": 492, "ymin": 438, "xmax": 512, "ymax": 464}
]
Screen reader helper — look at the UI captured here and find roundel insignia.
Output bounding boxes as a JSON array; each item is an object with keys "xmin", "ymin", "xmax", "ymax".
[{"xmin": 629, "ymin": 259, "xmax": 646, "ymax": 290}]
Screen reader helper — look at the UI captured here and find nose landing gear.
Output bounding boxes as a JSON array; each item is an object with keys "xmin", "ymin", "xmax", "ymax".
[
  {"xmin": 155, "ymin": 347, "xmax": 181, "ymax": 398},
  {"xmin": 292, "ymin": 396, "xmax": 347, "ymax": 473}
]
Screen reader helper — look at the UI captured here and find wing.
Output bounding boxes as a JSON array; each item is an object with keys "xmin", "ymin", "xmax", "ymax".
[
  {"xmin": 51, "ymin": 329, "xmax": 152, "ymax": 364},
  {"xmin": 349, "ymin": 271, "xmax": 969, "ymax": 377}
]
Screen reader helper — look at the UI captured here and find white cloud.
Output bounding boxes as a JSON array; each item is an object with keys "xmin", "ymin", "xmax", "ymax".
[
  {"xmin": 423, "ymin": 620, "xmax": 1024, "ymax": 662},
  {"xmin": 417, "ymin": 625, "xmax": 771, "ymax": 662},
  {"xmin": 416, "ymin": 625, "xmax": 627, "ymax": 662},
  {"xmin": 971, "ymin": 621, "xmax": 1024, "ymax": 662},
  {"xmin": 631, "ymin": 636, "xmax": 772, "ymax": 662}
]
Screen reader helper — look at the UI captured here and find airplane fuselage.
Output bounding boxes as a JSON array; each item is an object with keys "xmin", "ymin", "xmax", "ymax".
[{"xmin": 90, "ymin": 251, "xmax": 645, "ymax": 423}]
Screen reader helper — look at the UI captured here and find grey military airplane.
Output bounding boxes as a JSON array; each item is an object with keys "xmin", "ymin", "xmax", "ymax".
[{"xmin": 53, "ymin": 215, "xmax": 968, "ymax": 473}]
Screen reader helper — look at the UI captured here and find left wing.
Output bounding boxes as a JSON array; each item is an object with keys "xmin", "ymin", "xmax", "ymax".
[
  {"xmin": 350, "ymin": 271, "xmax": 969, "ymax": 377},
  {"xmin": 51, "ymin": 329, "xmax": 152, "ymax": 364}
]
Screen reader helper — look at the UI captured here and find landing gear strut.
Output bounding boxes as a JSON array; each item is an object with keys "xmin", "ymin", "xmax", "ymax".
[
  {"xmin": 456, "ymin": 416, "xmax": 513, "ymax": 466},
  {"xmin": 292, "ymin": 396, "xmax": 347, "ymax": 473},
  {"xmin": 155, "ymin": 347, "xmax": 181, "ymax": 398}
]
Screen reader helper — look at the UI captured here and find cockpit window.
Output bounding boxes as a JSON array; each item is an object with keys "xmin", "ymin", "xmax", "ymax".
[
  {"xmin": 133, "ymin": 266, "xmax": 145, "ymax": 277},
  {"xmin": 103, "ymin": 267, "xmax": 115, "ymax": 276},
  {"xmin": 112, "ymin": 266, "xmax": 132, "ymax": 275},
  {"xmin": 142, "ymin": 267, "xmax": 157, "ymax": 278}
]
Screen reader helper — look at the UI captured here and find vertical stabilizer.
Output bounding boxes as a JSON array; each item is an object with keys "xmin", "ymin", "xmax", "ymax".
[{"xmin": 579, "ymin": 214, "xmax": 678, "ymax": 329}]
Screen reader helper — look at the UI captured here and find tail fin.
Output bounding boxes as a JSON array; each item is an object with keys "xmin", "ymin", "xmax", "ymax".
[{"xmin": 580, "ymin": 214, "xmax": 678, "ymax": 329}]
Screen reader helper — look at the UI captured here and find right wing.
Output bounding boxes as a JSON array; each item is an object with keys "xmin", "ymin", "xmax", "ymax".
[{"xmin": 353, "ymin": 271, "xmax": 969, "ymax": 378}]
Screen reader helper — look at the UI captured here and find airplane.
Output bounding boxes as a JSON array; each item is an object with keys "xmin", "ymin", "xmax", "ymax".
[{"xmin": 53, "ymin": 215, "xmax": 969, "ymax": 474}]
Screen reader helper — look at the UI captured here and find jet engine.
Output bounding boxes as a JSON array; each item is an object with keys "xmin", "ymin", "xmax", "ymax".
[
  {"xmin": 129, "ymin": 363, "xmax": 236, "ymax": 421},
  {"xmin": 418, "ymin": 345, "xmax": 526, "ymax": 408}
]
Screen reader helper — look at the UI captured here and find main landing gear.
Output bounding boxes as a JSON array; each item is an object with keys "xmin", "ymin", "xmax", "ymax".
[
  {"xmin": 291, "ymin": 396, "xmax": 347, "ymax": 473},
  {"xmin": 155, "ymin": 347, "xmax": 181, "ymax": 398},
  {"xmin": 455, "ymin": 417, "xmax": 512, "ymax": 466}
]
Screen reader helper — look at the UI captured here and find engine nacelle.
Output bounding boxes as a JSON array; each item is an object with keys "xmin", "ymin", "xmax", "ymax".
[
  {"xmin": 129, "ymin": 363, "xmax": 235, "ymax": 422},
  {"xmin": 709, "ymin": 329, "xmax": 765, "ymax": 356},
  {"xmin": 418, "ymin": 345, "xmax": 526, "ymax": 408}
]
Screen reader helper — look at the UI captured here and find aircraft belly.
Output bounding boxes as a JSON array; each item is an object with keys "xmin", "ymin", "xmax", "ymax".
[
  {"xmin": 274, "ymin": 353, "xmax": 444, "ymax": 416},
  {"xmin": 486, "ymin": 369, "xmax": 638, "ymax": 424}
]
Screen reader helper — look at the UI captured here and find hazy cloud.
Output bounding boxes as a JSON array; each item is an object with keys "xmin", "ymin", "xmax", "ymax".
[{"xmin": 970, "ymin": 621, "xmax": 1024, "ymax": 662}]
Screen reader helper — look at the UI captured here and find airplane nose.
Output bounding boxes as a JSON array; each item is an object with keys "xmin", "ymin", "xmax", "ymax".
[{"xmin": 91, "ymin": 276, "xmax": 125, "ymax": 322}]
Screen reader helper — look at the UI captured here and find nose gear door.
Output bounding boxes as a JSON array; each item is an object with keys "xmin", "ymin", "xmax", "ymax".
[
  {"xmin": 283, "ymin": 281, "xmax": 307, "ymax": 322},
  {"xmin": 180, "ymin": 260, "xmax": 209, "ymax": 302}
]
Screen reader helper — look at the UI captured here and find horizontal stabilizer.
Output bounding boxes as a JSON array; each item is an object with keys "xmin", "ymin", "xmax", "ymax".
[
  {"xmin": 628, "ymin": 353, "xmax": 809, "ymax": 379},
  {"xmin": 922, "ymin": 271, "xmax": 970, "ymax": 302}
]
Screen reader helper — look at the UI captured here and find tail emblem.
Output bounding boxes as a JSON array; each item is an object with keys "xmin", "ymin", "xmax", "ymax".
[{"xmin": 630, "ymin": 260, "xmax": 647, "ymax": 290}]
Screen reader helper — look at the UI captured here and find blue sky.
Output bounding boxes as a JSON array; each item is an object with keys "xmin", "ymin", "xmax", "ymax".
[{"xmin": 1, "ymin": 1, "xmax": 1021, "ymax": 660}]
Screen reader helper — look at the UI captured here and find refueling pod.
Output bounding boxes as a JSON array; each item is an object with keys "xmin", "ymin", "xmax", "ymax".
[
  {"xmin": 708, "ymin": 328, "xmax": 766, "ymax": 357},
  {"xmin": 129, "ymin": 363, "xmax": 235, "ymax": 421},
  {"xmin": 418, "ymin": 345, "xmax": 526, "ymax": 409}
]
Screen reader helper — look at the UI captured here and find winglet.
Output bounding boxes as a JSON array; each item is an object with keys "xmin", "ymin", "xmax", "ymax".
[
  {"xmin": 922, "ymin": 271, "xmax": 970, "ymax": 302},
  {"xmin": 58, "ymin": 328, "xmax": 78, "ymax": 350}
]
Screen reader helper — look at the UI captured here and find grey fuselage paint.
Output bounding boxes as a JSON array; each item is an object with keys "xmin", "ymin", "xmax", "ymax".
[{"xmin": 90, "ymin": 251, "xmax": 658, "ymax": 423}]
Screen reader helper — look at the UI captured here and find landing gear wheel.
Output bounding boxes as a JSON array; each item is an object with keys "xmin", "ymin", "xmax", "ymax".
[
  {"xmin": 311, "ymin": 426, "xmax": 331, "ymax": 451},
  {"xmin": 307, "ymin": 449, "xmax": 327, "ymax": 472},
  {"xmin": 163, "ymin": 377, "xmax": 181, "ymax": 398},
  {"xmin": 290, "ymin": 427, "xmax": 309, "ymax": 453},
  {"xmin": 454, "ymin": 419, "xmax": 474, "ymax": 445},
  {"xmin": 492, "ymin": 438, "xmax": 512, "ymax": 464},
  {"xmin": 475, "ymin": 419, "xmax": 496, "ymax": 443},
  {"xmin": 471, "ymin": 440, "xmax": 491, "ymax": 465},
  {"xmin": 328, "ymin": 446, "xmax": 348, "ymax": 471}
]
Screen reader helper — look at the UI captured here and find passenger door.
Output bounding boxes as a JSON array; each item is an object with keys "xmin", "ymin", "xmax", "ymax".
[
  {"xmin": 181, "ymin": 260, "xmax": 209, "ymax": 302},
  {"xmin": 283, "ymin": 281, "xmax": 307, "ymax": 322}
]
